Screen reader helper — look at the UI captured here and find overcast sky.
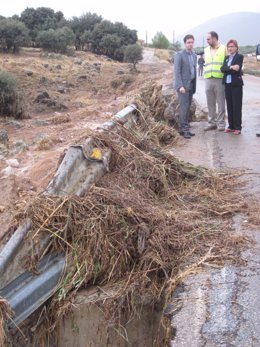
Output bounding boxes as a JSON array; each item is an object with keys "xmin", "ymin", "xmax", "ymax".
[{"xmin": 1, "ymin": 0, "xmax": 260, "ymax": 43}]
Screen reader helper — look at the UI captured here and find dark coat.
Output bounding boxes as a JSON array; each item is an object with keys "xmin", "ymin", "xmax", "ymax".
[
  {"xmin": 221, "ymin": 53, "xmax": 244, "ymax": 86},
  {"xmin": 198, "ymin": 57, "xmax": 205, "ymax": 66}
]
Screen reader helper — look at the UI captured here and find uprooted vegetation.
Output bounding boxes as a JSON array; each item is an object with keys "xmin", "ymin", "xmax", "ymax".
[{"xmin": 0, "ymin": 83, "xmax": 253, "ymax": 346}]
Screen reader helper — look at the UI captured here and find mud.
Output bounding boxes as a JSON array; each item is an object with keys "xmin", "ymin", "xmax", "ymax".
[{"xmin": 0, "ymin": 48, "xmax": 172, "ymax": 241}]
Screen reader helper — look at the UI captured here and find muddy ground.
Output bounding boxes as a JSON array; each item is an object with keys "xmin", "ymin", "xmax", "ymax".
[
  {"xmin": 0, "ymin": 49, "xmax": 259, "ymax": 240},
  {"xmin": 1, "ymin": 46, "xmax": 260, "ymax": 346},
  {"xmin": 0, "ymin": 47, "xmax": 172, "ymax": 241}
]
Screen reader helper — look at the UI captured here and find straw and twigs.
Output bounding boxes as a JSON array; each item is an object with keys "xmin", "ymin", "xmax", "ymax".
[
  {"xmin": 23, "ymin": 120, "xmax": 247, "ymax": 332},
  {"xmin": 0, "ymin": 297, "xmax": 14, "ymax": 347},
  {"xmin": 13, "ymin": 81, "xmax": 250, "ymax": 345}
]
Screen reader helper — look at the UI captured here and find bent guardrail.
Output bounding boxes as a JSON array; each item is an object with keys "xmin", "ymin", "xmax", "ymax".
[
  {"xmin": 0, "ymin": 103, "xmax": 138, "ymax": 328},
  {"xmin": 0, "ymin": 219, "xmax": 31, "ymax": 278},
  {"xmin": 0, "ymin": 252, "xmax": 65, "ymax": 328}
]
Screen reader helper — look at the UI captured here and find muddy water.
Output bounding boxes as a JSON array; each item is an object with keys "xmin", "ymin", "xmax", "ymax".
[{"xmin": 171, "ymin": 74, "xmax": 260, "ymax": 346}]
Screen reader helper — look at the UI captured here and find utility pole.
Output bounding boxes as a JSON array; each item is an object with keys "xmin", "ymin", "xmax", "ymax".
[
  {"xmin": 172, "ymin": 30, "xmax": 175, "ymax": 45},
  {"xmin": 146, "ymin": 31, "xmax": 148, "ymax": 47}
]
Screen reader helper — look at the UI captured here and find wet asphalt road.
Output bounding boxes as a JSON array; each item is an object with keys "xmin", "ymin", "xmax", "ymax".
[{"xmin": 171, "ymin": 74, "xmax": 260, "ymax": 347}]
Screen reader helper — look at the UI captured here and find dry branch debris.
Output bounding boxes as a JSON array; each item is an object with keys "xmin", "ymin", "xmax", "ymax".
[
  {"xmin": 11, "ymin": 83, "xmax": 250, "ymax": 345},
  {"xmin": 0, "ymin": 297, "xmax": 14, "ymax": 347}
]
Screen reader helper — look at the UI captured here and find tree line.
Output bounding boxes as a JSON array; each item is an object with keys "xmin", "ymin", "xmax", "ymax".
[{"xmin": 0, "ymin": 7, "xmax": 141, "ymax": 61}]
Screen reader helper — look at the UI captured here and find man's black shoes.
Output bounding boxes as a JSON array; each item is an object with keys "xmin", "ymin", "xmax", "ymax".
[
  {"xmin": 179, "ymin": 131, "xmax": 191, "ymax": 139},
  {"xmin": 179, "ymin": 131, "xmax": 195, "ymax": 139},
  {"xmin": 184, "ymin": 132, "xmax": 191, "ymax": 139}
]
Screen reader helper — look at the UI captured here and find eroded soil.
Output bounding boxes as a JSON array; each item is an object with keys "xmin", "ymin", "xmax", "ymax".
[
  {"xmin": 0, "ymin": 49, "xmax": 258, "ymax": 241},
  {"xmin": 0, "ymin": 48, "xmax": 172, "ymax": 240}
]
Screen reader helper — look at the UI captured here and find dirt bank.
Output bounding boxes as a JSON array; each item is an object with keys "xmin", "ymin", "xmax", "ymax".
[{"xmin": 0, "ymin": 48, "xmax": 172, "ymax": 240}]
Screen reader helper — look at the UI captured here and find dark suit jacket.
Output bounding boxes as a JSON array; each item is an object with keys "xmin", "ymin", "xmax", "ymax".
[
  {"xmin": 174, "ymin": 50, "xmax": 197, "ymax": 93},
  {"xmin": 221, "ymin": 53, "xmax": 244, "ymax": 86}
]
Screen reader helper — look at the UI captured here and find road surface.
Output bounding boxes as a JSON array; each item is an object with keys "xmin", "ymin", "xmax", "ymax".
[{"xmin": 171, "ymin": 74, "xmax": 260, "ymax": 346}]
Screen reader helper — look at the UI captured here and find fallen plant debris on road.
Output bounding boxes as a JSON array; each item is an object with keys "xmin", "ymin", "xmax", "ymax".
[
  {"xmin": 2, "ymin": 82, "xmax": 252, "ymax": 346},
  {"xmin": 17, "ymin": 123, "xmax": 249, "ymax": 345}
]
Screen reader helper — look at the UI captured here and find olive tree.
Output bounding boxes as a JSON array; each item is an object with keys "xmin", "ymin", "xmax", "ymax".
[
  {"xmin": 69, "ymin": 12, "xmax": 102, "ymax": 50},
  {"xmin": 0, "ymin": 19, "xmax": 29, "ymax": 53},
  {"xmin": 124, "ymin": 44, "xmax": 143, "ymax": 70},
  {"xmin": 20, "ymin": 7, "xmax": 66, "ymax": 44},
  {"xmin": 36, "ymin": 26, "xmax": 75, "ymax": 53}
]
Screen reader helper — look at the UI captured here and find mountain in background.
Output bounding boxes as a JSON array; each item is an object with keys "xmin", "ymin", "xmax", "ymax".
[{"xmin": 177, "ymin": 12, "xmax": 260, "ymax": 47}]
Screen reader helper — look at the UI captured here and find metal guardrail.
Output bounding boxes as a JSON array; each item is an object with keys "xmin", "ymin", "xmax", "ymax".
[
  {"xmin": 45, "ymin": 142, "xmax": 112, "ymax": 197},
  {"xmin": 0, "ymin": 103, "xmax": 138, "ymax": 328},
  {"xmin": 46, "ymin": 103, "xmax": 137, "ymax": 197},
  {"xmin": 0, "ymin": 219, "xmax": 31, "ymax": 278},
  {"xmin": 0, "ymin": 253, "xmax": 65, "ymax": 328}
]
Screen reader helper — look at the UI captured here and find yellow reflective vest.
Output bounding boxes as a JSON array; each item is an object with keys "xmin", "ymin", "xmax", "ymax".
[{"xmin": 204, "ymin": 45, "xmax": 226, "ymax": 78}]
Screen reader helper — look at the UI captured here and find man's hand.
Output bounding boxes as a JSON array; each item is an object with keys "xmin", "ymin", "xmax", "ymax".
[{"xmin": 179, "ymin": 87, "xmax": 186, "ymax": 94}]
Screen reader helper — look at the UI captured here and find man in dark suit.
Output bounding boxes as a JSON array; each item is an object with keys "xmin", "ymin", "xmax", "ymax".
[
  {"xmin": 221, "ymin": 39, "xmax": 244, "ymax": 134},
  {"xmin": 174, "ymin": 34, "xmax": 197, "ymax": 139}
]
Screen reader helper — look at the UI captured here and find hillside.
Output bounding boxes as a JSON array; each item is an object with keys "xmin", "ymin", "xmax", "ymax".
[
  {"xmin": 177, "ymin": 12, "xmax": 260, "ymax": 47},
  {"xmin": 0, "ymin": 48, "xmax": 172, "ymax": 239}
]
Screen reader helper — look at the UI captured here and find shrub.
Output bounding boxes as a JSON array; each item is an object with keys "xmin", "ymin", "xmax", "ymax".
[
  {"xmin": 110, "ymin": 75, "xmax": 134, "ymax": 89},
  {"xmin": 124, "ymin": 44, "xmax": 143, "ymax": 70},
  {"xmin": 0, "ymin": 71, "xmax": 26, "ymax": 118}
]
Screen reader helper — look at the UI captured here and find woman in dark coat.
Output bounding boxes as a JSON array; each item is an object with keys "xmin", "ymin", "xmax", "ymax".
[{"xmin": 221, "ymin": 39, "xmax": 244, "ymax": 135}]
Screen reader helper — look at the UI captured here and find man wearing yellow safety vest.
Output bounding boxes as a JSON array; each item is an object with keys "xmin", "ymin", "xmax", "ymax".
[{"xmin": 203, "ymin": 31, "xmax": 226, "ymax": 131}]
